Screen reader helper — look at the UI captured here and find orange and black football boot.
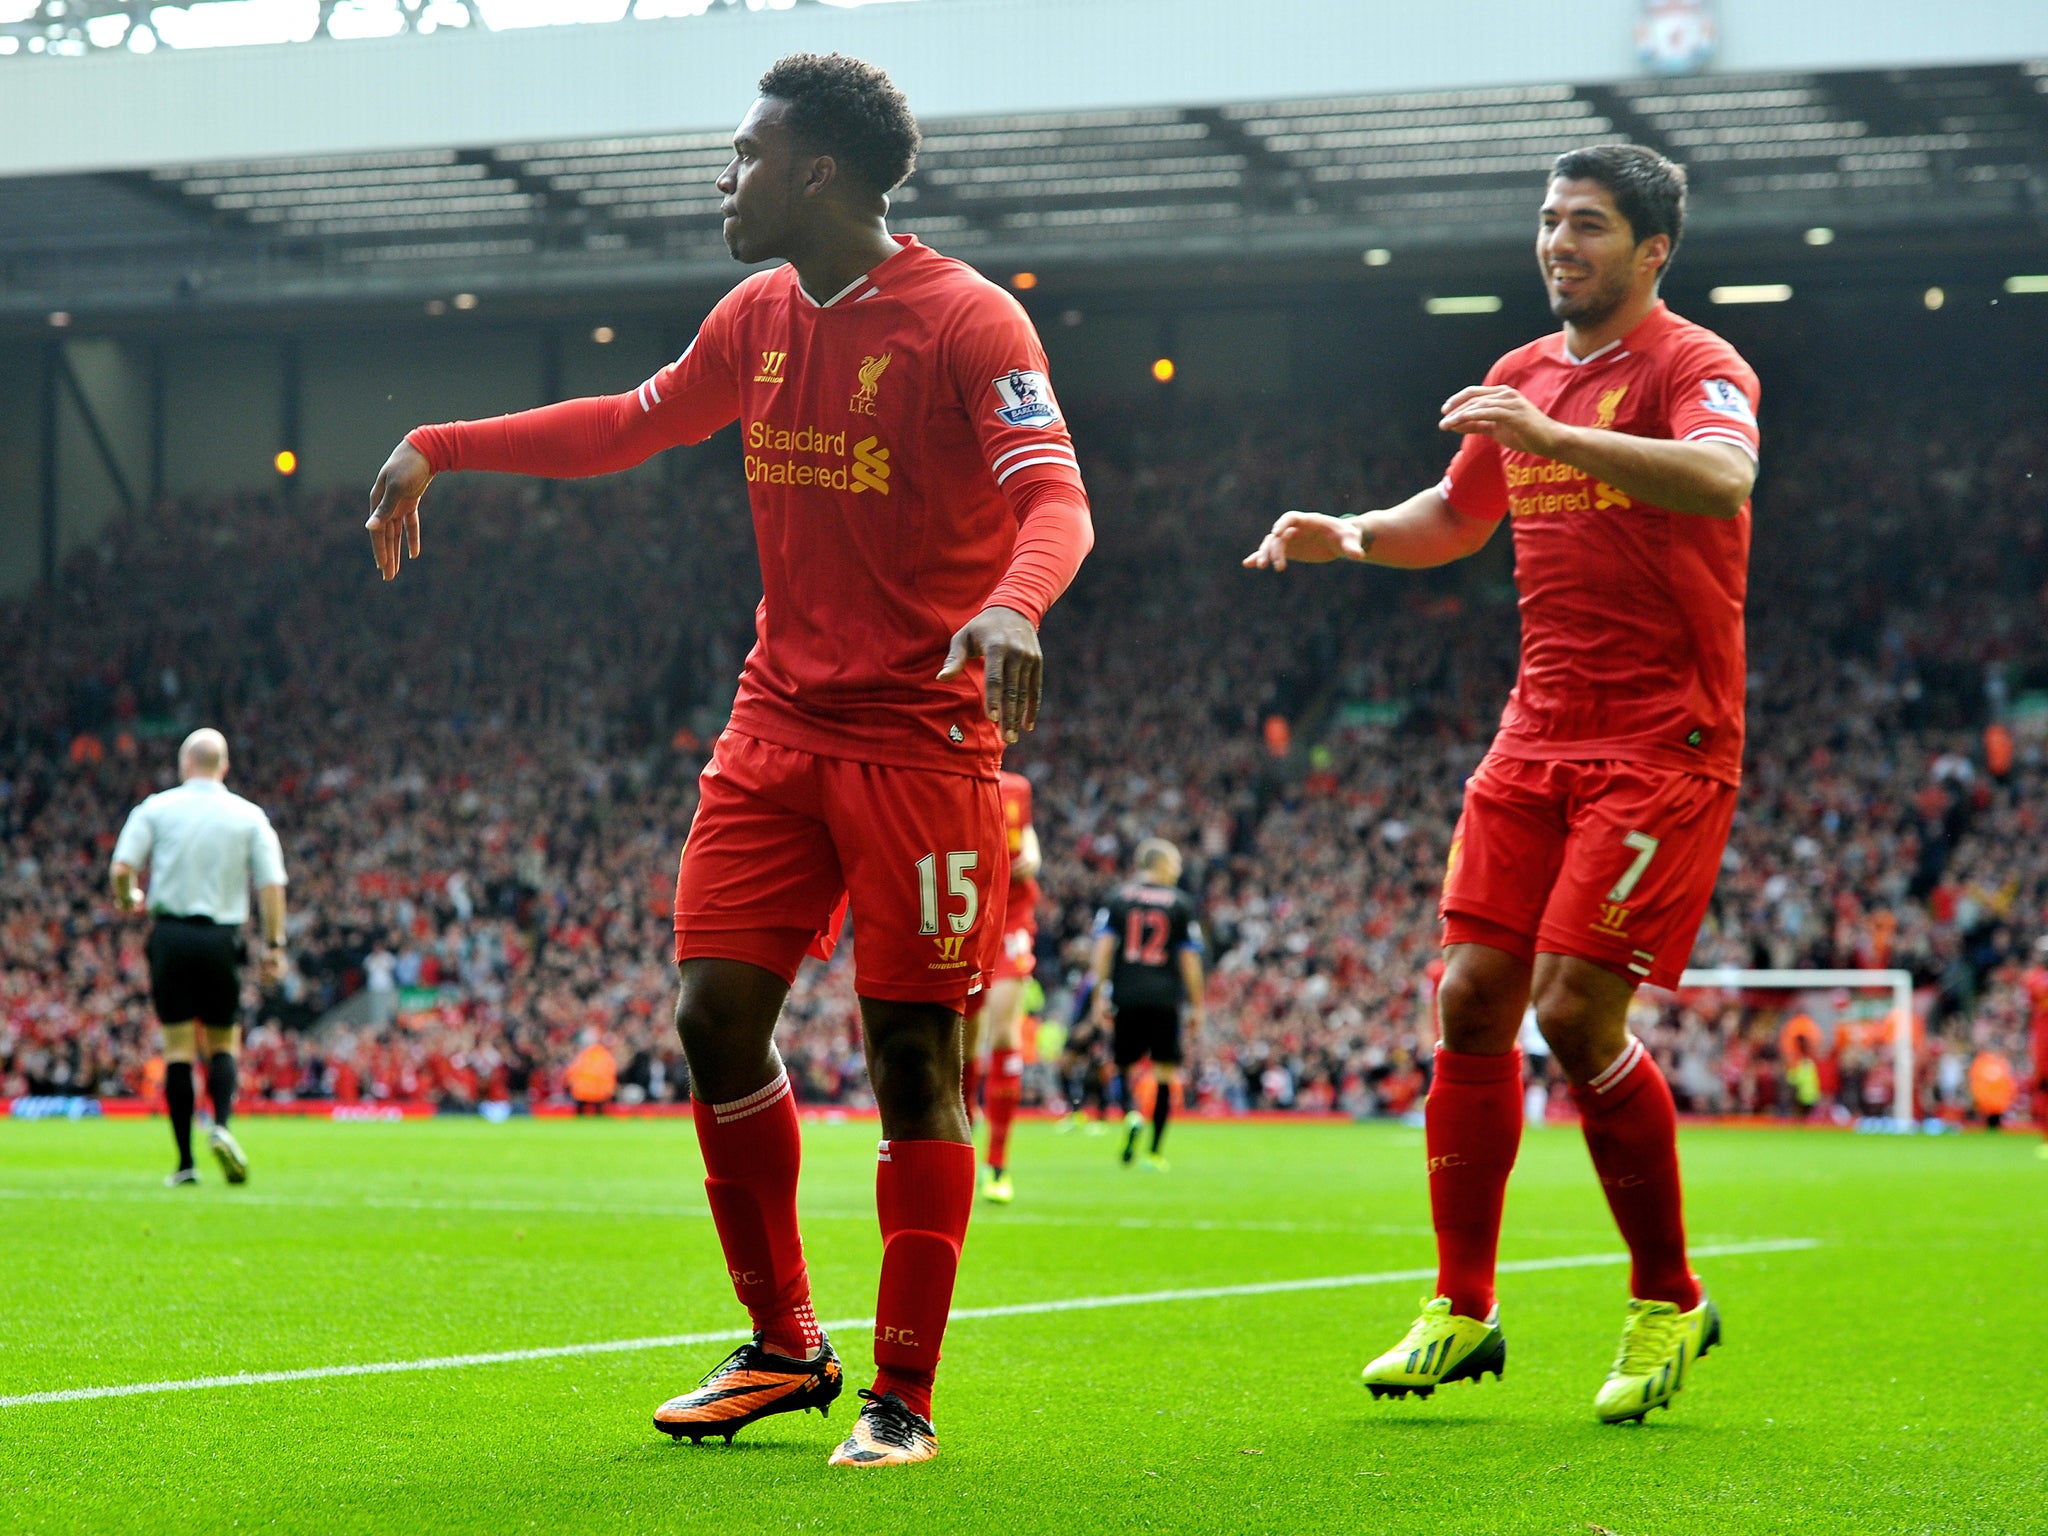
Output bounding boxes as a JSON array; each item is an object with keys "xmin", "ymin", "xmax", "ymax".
[
  {"xmin": 652, "ymin": 1335, "xmax": 842, "ymax": 1444},
  {"xmin": 825, "ymin": 1389, "xmax": 939, "ymax": 1468}
]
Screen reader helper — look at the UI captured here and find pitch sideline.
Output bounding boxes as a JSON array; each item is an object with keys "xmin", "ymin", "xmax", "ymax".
[{"xmin": 0, "ymin": 1239, "xmax": 1816, "ymax": 1410}]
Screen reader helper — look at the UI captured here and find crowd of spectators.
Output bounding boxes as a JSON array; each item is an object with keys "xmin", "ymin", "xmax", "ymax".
[{"xmin": 3, "ymin": 385, "xmax": 2043, "ymax": 1125}]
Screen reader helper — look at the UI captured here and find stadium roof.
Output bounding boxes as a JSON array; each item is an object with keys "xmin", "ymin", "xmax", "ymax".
[
  {"xmin": 6, "ymin": 61, "xmax": 2048, "ymax": 322},
  {"xmin": 0, "ymin": 0, "xmax": 922, "ymax": 59}
]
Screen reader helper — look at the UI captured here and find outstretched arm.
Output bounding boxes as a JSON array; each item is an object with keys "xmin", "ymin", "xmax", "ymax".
[
  {"xmin": 366, "ymin": 313, "xmax": 741, "ymax": 581},
  {"xmin": 365, "ymin": 389, "xmax": 719, "ymax": 582},
  {"xmin": 1244, "ymin": 485, "xmax": 1498, "ymax": 573}
]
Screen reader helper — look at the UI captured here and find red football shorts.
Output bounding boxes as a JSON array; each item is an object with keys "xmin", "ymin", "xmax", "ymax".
[
  {"xmin": 1439, "ymin": 753, "xmax": 1736, "ymax": 990},
  {"xmin": 673, "ymin": 730, "xmax": 1006, "ymax": 1009}
]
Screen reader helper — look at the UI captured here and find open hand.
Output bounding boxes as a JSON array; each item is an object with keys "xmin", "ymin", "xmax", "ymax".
[
  {"xmin": 938, "ymin": 605, "xmax": 1041, "ymax": 744},
  {"xmin": 1244, "ymin": 511, "xmax": 1368, "ymax": 571},
  {"xmin": 366, "ymin": 440, "xmax": 434, "ymax": 581}
]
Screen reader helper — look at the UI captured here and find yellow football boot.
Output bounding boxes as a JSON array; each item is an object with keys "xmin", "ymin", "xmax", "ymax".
[
  {"xmin": 1594, "ymin": 1295, "xmax": 1720, "ymax": 1424},
  {"xmin": 1360, "ymin": 1297, "xmax": 1507, "ymax": 1399}
]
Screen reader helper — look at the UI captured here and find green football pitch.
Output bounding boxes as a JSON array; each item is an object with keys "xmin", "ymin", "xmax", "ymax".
[{"xmin": 2, "ymin": 1115, "xmax": 2041, "ymax": 1535}]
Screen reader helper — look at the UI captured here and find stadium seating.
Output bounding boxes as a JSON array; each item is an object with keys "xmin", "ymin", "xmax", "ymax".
[{"xmin": 2, "ymin": 391, "xmax": 2041, "ymax": 1122}]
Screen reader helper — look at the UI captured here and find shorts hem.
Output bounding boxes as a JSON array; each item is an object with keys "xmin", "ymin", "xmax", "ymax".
[
  {"xmin": 853, "ymin": 977, "xmax": 979, "ymax": 1012},
  {"xmin": 672, "ymin": 929, "xmax": 809, "ymax": 987},
  {"xmin": 1441, "ymin": 907, "xmax": 1538, "ymax": 963},
  {"xmin": 1533, "ymin": 936, "xmax": 1674, "ymax": 991}
]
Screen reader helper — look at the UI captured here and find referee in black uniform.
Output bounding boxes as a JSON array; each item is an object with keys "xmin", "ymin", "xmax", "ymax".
[
  {"xmin": 111, "ymin": 728, "xmax": 289, "ymax": 1186},
  {"xmin": 1086, "ymin": 838, "xmax": 1206, "ymax": 1169}
]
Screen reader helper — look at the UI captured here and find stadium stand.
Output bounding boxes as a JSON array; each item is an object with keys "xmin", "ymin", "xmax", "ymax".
[{"xmin": 2, "ymin": 387, "xmax": 2042, "ymax": 1124}]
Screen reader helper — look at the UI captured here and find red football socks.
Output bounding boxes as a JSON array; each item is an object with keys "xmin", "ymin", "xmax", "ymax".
[
  {"xmin": 1426, "ymin": 1048, "xmax": 1524, "ymax": 1319},
  {"xmin": 871, "ymin": 1138, "xmax": 975, "ymax": 1423},
  {"xmin": 984, "ymin": 1051, "xmax": 1023, "ymax": 1172},
  {"xmin": 692, "ymin": 1072, "xmax": 822, "ymax": 1359},
  {"xmin": 960, "ymin": 1054, "xmax": 983, "ymax": 1129},
  {"xmin": 1571, "ymin": 1037, "xmax": 1701, "ymax": 1311}
]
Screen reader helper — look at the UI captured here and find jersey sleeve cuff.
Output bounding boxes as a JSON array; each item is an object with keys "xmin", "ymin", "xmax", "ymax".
[
  {"xmin": 1682, "ymin": 428, "xmax": 1759, "ymax": 462},
  {"xmin": 405, "ymin": 426, "xmax": 452, "ymax": 474},
  {"xmin": 1438, "ymin": 473, "xmax": 1506, "ymax": 522}
]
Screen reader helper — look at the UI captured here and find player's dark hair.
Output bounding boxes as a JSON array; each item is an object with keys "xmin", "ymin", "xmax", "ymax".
[
  {"xmin": 1550, "ymin": 144, "xmax": 1687, "ymax": 262},
  {"xmin": 757, "ymin": 52, "xmax": 920, "ymax": 194}
]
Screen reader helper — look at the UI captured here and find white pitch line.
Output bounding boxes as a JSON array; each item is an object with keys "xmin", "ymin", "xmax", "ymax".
[
  {"xmin": 0, "ymin": 1185, "xmax": 1436, "ymax": 1236},
  {"xmin": 0, "ymin": 1239, "xmax": 1815, "ymax": 1410}
]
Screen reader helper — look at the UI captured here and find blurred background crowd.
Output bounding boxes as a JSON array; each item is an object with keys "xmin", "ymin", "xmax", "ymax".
[{"xmin": 4, "ymin": 384, "xmax": 2044, "ymax": 1125}]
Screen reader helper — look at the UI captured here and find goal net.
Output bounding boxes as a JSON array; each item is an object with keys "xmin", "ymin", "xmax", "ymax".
[{"xmin": 1657, "ymin": 968, "xmax": 1919, "ymax": 1125}]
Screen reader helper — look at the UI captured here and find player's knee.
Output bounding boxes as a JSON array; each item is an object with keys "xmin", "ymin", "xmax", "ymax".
[
  {"xmin": 867, "ymin": 1018, "xmax": 955, "ymax": 1119},
  {"xmin": 670, "ymin": 978, "xmax": 740, "ymax": 1077},
  {"xmin": 1530, "ymin": 964, "xmax": 1629, "ymax": 1078},
  {"xmin": 1437, "ymin": 961, "xmax": 1522, "ymax": 1052}
]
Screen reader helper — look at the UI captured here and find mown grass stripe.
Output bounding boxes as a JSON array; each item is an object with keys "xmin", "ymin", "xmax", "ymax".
[{"xmin": 0, "ymin": 1239, "xmax": 1814, "ymax": 1409}]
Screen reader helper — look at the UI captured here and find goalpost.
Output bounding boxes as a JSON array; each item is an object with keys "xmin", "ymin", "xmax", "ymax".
[{"xmin": 1675, "ymin": 968, "xmax": 1917, "ymax": 1125}]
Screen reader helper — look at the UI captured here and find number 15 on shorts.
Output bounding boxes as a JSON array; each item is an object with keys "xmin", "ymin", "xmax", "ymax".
[{"xmin": 916, "ymin": 851, "xmax": 979, "ymax": 935}]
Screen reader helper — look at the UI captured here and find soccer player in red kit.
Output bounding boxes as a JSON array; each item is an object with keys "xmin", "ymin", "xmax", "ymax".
[
  {"xmin": 364, "ymin": 55, "xmax": 1092, "ymax": 1467},
  {"xmin": 1248, "ymin": 145, "xmax": 1758, "ymax": 1423},
  {"xmin": 962, "ymin": 767, "xmax": 1041, "ymax": 1202}
]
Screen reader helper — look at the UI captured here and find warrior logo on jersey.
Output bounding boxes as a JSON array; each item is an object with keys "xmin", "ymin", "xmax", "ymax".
[
  {"xmin": 1700, "ymin": 378, "xmax": 1755, "ymax": 423},
  {"xmin": 755, "ymin": 350, "xmax": 789, "ymax": 385},
  {"xmin": 850, "ymin": 353, "xmax": 891, "ymax": 415},
  {"xmin": 992, "ymin": 369, "xmax": 1060, "ymax": 427}
]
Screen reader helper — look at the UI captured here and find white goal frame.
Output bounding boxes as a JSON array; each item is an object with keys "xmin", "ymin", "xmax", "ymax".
[{"xmin": 1676, "ymin": 968, "xmax": 1916, "ymax": 1124}]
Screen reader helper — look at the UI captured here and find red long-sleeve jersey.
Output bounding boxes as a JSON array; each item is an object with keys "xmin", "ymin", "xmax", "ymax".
[
  {"xmin": 408, "ymin": 235, "xmax": 1092, "ymax": 775},
  {"xmin": 1440, "ymin": 301, "xmax": 1760, "ymax": 786}
]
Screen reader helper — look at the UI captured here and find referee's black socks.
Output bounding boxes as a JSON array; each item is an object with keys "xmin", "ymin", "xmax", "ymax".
[
  {"xmin": 207, "ymin": 1052, "xmax": 238, "ymax": 1128},
  {"xmin": 166, "ymin": 1062, "xmax": 196, "ymax": 1169}
]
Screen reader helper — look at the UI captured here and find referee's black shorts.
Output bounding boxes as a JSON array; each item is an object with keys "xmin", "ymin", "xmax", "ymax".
[
  {"xmin": 145, "ymin": 916, "xmax": 243, "ymax": 1029},
  {"xmin": 1112, "ymin": 1003, "xmax": 1183, "ymax": 1068}
]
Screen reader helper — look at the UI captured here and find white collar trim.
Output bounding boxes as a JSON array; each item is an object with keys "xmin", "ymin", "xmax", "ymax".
[
  {"xmin": 799, "ymin": 269, "xmax": 877, "ymax": 309},
  {"xmin": 1561, "ymin": 335, "xmax": 1626, "ymax": 367}
]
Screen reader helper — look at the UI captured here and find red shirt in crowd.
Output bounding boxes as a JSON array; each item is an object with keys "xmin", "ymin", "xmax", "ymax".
[
  {"xmin": 1440, "ymin": 300, "xmax": 1762, "ymax": 785},
  {"xmin": 2024, "ymin": 964, "xmax": 2048, "ymax": 1082},
  {"xmin": 999, "ymin": 768, "xmax": 1037, "ymax": 922},
  {"xmin": 409, "ymin": 235, "xmax": 1092, "ymax": 777}
]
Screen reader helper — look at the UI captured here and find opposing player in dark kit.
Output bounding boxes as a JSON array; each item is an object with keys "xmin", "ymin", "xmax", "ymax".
[{"xmin": 1086, "ymin": 839, "xmax": 1206, "ymax": 1170}]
